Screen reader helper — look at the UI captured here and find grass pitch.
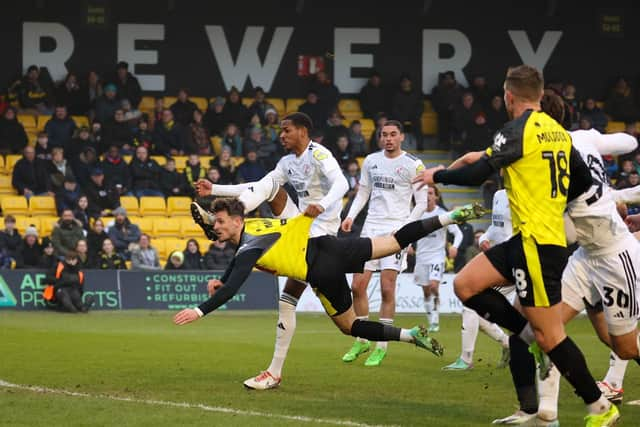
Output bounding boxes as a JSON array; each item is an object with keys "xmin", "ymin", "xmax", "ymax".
[{"xmin": 1, "ymin": 310, "xmax": 638, "ymax": 426}]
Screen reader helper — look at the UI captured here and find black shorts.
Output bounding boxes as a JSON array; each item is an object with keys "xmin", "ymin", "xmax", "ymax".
[
  {"xmin": 305, "ymin": 236, "xmax": 372, "ymax": 316},
  {"xmin": 485, "ymin": 233, "xmax": 568, "ymax": 307}
]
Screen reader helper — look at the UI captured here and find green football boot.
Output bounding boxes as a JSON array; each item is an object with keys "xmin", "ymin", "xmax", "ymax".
[
  {"xmin": 442, "ymin": 357, "xmax": 473, "ymax": 371},
  {"xmin": 409, "ymin": 326, "xmax": 444, "ymax": 356},
  {"xmin": 364, "ymin": 347, "xmax": 387, "ymax": 367},
  {"xmin": 342, "ymin": 340, "xmax": 371, "ymax": 362},
  {"xmin": 450, "ymin": 203, "xmax": 487, "ymax": 224}
]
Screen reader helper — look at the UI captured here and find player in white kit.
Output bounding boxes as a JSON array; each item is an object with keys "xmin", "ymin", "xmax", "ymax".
[
  {"xmin": 493, "ymin": 92, "xmax": 640, "ymax": 425},
  {"xmin": 340, "ymin": 120, "xmax": 428, "ymax": 366},
  {"xmin": 195, "ymin": 112, "xmax": 348, "ymax": 389},
  {"xmin": 414, "ymin": 186, "xmax": 463, "ymax": 333},
  {"xmin": 442, "ymin": 188, "xmax": 510, "ymax": 371}
]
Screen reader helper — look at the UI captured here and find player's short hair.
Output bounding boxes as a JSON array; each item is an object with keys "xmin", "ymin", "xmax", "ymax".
[
  {"xmin": 504, "ymin": 65, "xmax": 544, "ymax": 102},
  {"xmin": 429, "ymin": 185, "xmax": 441, "ymax": 199},
  {"xmin": 212, "ymin": 198, "xmax": 245, "ymax": 219},
  {"xmin": 282, "ymin": 112, "xmax": 313, "ymax": 132},
  {"xmin": 381, "ymin": 120, "xmax": 404, "ymax": 133},
  {"xmin": 541, "ymin": 90, "xmax": 566, "ymax": 125}
]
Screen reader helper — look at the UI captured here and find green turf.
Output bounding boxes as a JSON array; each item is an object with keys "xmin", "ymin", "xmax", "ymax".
[{"xmin": 0, "ymin": 311, "xmax": 638, "ymax": 426}]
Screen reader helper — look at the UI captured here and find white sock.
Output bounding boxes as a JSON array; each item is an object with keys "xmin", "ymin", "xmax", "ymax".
[
  {"xmin": 439, "ymin": 213, "xmax": 454, "ymax": 226},
  {"xmin": 267, "ymin": 293, "xmax": 298, "ymax": 378},
  {"xmin": 603, "ymin": 351, "xmax": 629, "ymax": 389},
  {"xmin": 587, "ymin": 396, "xmax": 611, "ymax": 414},
  {"xmin": 461, "ymin": 307, "xmax": 480, "ymax": 364},
  {"xmin": 430, "ymin": 299, "xmax": 440, "ymax": 326},
  {"xmin": 538, "ymin": 365, "xmax": 561, "ymax": 421},
  {"xmin": 518, "ymin": 322, "xmax": 535, "ymax": 345},
  {"xmin": 478, "ymin": 316, "xmax": 509, "ymax": 347},
  {"xmin": 238, "ymin": 175, "xmax": 279, "ymax": 212},
  {"xmin": 356, "ymin": 316, "xmax": 369, "ymax": 343},
  {"xmin": 399, "ymin": 329, "xmax": 414, "ymax": 343},
  {"xmin": 377, "ymin": 318, "xmax": 393, "ymax": 350},
  {"xmin": 211, "ymin": 183, "xmax": 252, "ymax": 197},
  {"xmin": 424, "ymin": 296, "xmax": 433, "ymax": 324}
]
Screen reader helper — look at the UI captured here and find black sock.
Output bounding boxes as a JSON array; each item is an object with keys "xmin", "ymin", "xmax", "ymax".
[
  {"xmin": 547, "ymin": 337, "xmax": 601, "ymax": 405},
  {"xmin": 351, "ymin": 319, "xmax": 401, "ymax": 341},
  {"xmin": 394, "ymin": 216, "xmax": 442, "ymax": 248},
  {"xmin": 464, "ymin": 288, "xmax": 528, "ymax": 334},
  {"xmin": 509, "ymin": 335, "xmax": 538, "ymax": 414},
  {"xmin": 635, "ymin": 357, "xmax": 640, "ymax": 367}
]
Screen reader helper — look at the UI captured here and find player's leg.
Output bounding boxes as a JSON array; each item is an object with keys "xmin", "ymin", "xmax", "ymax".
[
  {"xmin": 427, "ymin": 277, "xmax": 441, "ymax": 332},
  {"xmin": 54, "ymin": 288, "xmax": 79, "ymax": 313},
  {"xmin": 443, "ymin": 307, "xmax": 478, "ymax": 371},
  {"xmin": 69, "ymin": 287, "xmax": 85, "ymax": 312},
  {"xmin": 363, "ymin": 268, "xmax": 398, "ymax": 366},
  {"xmin": 342, "ymin": 270, "xmax": 373, "ymax": 362}
]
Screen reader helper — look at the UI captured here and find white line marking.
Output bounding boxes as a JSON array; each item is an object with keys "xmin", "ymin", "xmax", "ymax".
[
  {"xmin": 627, "ymin": 399, "xmax": 640, "ymax": 406},
  {"xmin": 0, "ymin": 379, "xmax": 395, "ymax": 427}
]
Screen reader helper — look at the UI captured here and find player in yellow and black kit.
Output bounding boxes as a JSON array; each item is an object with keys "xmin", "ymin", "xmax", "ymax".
[
  {"xmin": 414, "ymin": 65, "xmax": 618, "ymax": 426},
  {"xmin": 174, "ymin": 198, "xmax": 486, "ymax": 368}
]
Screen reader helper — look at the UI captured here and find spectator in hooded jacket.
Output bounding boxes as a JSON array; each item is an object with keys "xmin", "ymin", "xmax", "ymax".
[
  {"xmin": 298, "ymin": 90, "xmax": 326, "ymax": 131},
  {"xmin": 204, "ymin": 97, "xmax": 226, "ymax": 137},
  {"xmin": 103, "ymin": 109, "xmax": 134, "ymax": 153},
  {"xmin": 160, "ymin": 158, "xmax": 189, "ymax": 197},
  {"xmin": 0, "ymin": 215, "xmax": 22, "ymax": 263},
  {"xmin": 170, "ymin": 88, "xmax": 198, "ymax": 127},
  {"xmin": 107, "ymin": 207, "xmax": 141, "ymax": 258},
  {"xmin": 0, "ymin": 107, "xmax": 28, "ymax": 155},
  {"xmin": 222, "ymin": 87, "xmax": 250, "ymax": 131},
  {"xmin": 130, "ymin": 234, "xmax": 161, "ymax": 271},
  {"xmin": 45, "ymin": 251, "xmax": 94, "ymax": 313},
  {"xmin": 581, "ymin": 98, "xmax": 608, "ymax": 133},
  {"xmin": 431, "ymin": 71, "xmax": 465, "ymax": 149},
  {"xmin": 248, "ymin": 87, "xmax": 275, "ymax": 125},
  {"xmin": 51, "ymin": 209, "xmax": 85, "ymax": 257},
  {"xmin": 97, "ymin": 238, "xmax": 127, "ymax": 269},
  {"xmin": 12, "ymin": 145, "xmax": 52, "ymax": 196},
  {"xmin": 182, "ymin": 239, "xmax": 203, "ymax": 270},
  {"xmin": 39, "ymin": 237, "xmax": 57, "ymax": 270},
  {"xmin": 359, "ymin": 71, "xmax": 387, "ymax": 119},
  {"xmin": 185, "ymin": 109, "xmax": 211, "ymax": 155},
  {"xmin": 94, "ymin": 84, "xmax": 120, "ymax": 124},
  {"xmin": 101, "ymin": 145, "xmax": 131, "ymax": 195},
  {"xmin": 110, "ymin": 61, "xmax": 142, "ymax": 109},
  {"xmin": 391, "ymin": 74, "xmax": 424, "ymax": 149},
  {"xmin": 18, "ymin": 65, "xmax": 52, "ymax": 113},
  {"xmin": 72, "ymin": 146, "xmax": 99, "ymax": 186},
  {"xmin": 84, "ymin": 168, "xmax": 120, "ymax": 217},
  {"xmin": 16, "ymin": 226, "xmax": 42, "ymax": 269},
  {"xmin": 309, "ymin": 70, "xmax": 340, "ymax": 114},
  {"xmin": 45, "ymin": 105, "xmax": 76, "ymax": 151},
  {"xmin": 203, "ymin": 240, "xmax": 235, "ymax": 270},
  {"xmin": 154, "ymin": 108, "xmax": 185, "ymax": 156},
  {"xmin": 164, "ymin": 250, "xmax": 186, "ymax": 270},
  {"xmin": 129, "ymin": 145, "xmax": 163, "ymax": 197},
  {"xmin": 56, "ymin": 72, "xmax": 89, "ymax": 115}
]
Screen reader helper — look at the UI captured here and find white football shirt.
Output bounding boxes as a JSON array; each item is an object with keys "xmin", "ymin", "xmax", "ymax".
[{"xmin": 415, "ymin": 206, "xmax": 463, "ymax": 263}]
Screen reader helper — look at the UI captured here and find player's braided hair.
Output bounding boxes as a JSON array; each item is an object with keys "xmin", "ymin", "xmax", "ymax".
[{"xmin": 212, "ymin": 198, "xmax": 246, "ymax": 218}]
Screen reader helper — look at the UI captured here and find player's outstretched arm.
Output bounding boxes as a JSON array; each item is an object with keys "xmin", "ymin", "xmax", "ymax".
[{"xmin": 447, "ymin": 150, "xmax": 485, "ymax": 170}]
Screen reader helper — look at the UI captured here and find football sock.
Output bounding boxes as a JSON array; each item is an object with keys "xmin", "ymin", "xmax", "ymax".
[
  {"xmin": 603, "ymin": 351, "xmax": 629, "ymax": 389},
  {"xmin": 394, "ymin": 217, "xmax": 442, "ymax": 248},
  {"xmin": 350, "ymin": 319, "xmax": 405, "ymax": 342},
  {"xmin": 538, "ymin": 365, "xmax": 561, "ymax": 421},
  {"xmin": 547, "ymin": 337, "xmax": 607, "ymax": 412},
  {"xmin": 509, "ymin": 335, "xmax": 538, "ymax": 414},
  {"xmin": 424, "ymin": 295, "xmax": 434, "ymax": 323},
  {"xmin": 355, "ymin": 316, "xmax": 369, "ymax": 343},
  {"xmin": 463, "ymin": 288, "xmax": 528, "ymax": 334},
  {"xmin": 267, "ymin": 293, "xmax": 298, "ymax": 378},
  {"xmin": 238, "ymin": 176, "xmax": 279, "ymax": 213},
  {"xmin": 478, "ymin": 315, "xmax": 509, "ymax": 347},
  {"xmin": 211, "ymin": 183, "xmax": 252, "ymax": 197},
  {"xmin": 461, "ymin": 307, "xmax": 480, "ymax": 364},
  {"xmin": 430, "ymin": 297, "xmax": 440, "ymax": 326},
  {"xmin": 377, "ymin": 318, "xmax": 393, "ymax": 350}
]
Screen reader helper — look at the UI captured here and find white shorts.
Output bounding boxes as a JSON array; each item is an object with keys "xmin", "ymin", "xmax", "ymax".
[
  {"xmin": 494, "ymin": 284, "xmax": 516, "ymax": 299},
  {"xmin": 361, "ymin": 222, "xmax": 406, "ymax": 272},
  {"xmin": 562, "ymin": 242, "xmax": 640, "ymax": 336},
  {"xmin": 414, "ymin": 262, "xmax": 444, "ymax": 285}
]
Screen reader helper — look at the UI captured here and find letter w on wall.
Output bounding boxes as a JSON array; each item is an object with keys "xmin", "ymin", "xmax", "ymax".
[{"xmin": 206, "ymin": 26, "xmax": 294, "ymax": 92}]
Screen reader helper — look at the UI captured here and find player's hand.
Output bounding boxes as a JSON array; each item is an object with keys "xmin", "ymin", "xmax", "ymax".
[
  {"xmin": 479, "ymin": 240, "xmax": 492, "ymax": 252},
  {"xmin": 625, "ymin": 214, "xmax": 640, "ymax": 232},
  {"xmin": 616, "ymin": 202, "xmax": 628, "ymax": 220},
  {"xmin": 341, "ymin": 218, "xmax": 354, "ymax": 233},
  {"xmin": 448, "ymin": 246, "xmax": 458, "ymax": 259},
  {"xmin": 207, "ymin": 279, "xmax": 223, "ymax": 296},
  {"xmin": 173, "ymin": 309, "xmax": 200, "ymax": 325},
  {"xmin": 304, "ymin": 204, "xmax": 325, "ymax": 218},
  {"xmin": 412, "ymin": 165, "xmax": 445, "ymax": 189},
  {"xmin": 195, "ymin": 179, "xmax": 213, "ymax": 197}
]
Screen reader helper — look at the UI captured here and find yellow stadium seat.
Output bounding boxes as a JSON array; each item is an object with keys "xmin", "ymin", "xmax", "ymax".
[
  {"xmin": 0, "ymin": 174, "xmax": 13, "ymax": 193},
  {"xmin": 242, "ymin": 98, "xmax": 254, "ymax": 108},
  {"xmin": 150, "ymin": 156, "xmax": 167, "ymax": 167},
  {"xmin": 606, "ymin": 121, "xmax": 625, "ymax": 133},
  {"xmin": 209, "ymin": 97, "xmax": 221, "ymax": 106},
  {"xmin": 71, "ymin": 115, "xmax": 89, "ymax": 128},
  {"xmin": 286, "ymin": 98, "xmax": 305, "ymax": 113},
  {"xmin": 0, "ymin": 157, "xmax": 6, "ymax": 175},
  {"xmin": 424, "ymin": 100, "xmax": 433, "ymax": 112},
  {"xmin": 1, "ymin": 195, "xmax": 29, "ymax": 216},
  {"xmin": 191, "ymin": 97, "xmax": 208, "ymax": 111},
  {"xmin": 6, "ymin": 154, "xmax": 22, "ymax": 174},
  {"xmin": 596, "ymin": 101, "xmax": 605, "ymax": 110},
  {"xmin": 421, "ymin": 112, "xmax": 438, "ymax": 135},
  {"xmin": 163, "ymin": 238, "xmax": 186, "ymax": 258},
  {"xmin": 36, "ymin": 115, "xmax": 52, "ymax": 131},
  {"xmin": 167, "ymin": 197, "xmax": 192, "ymax": 216},
  {"xmin": 131, "ymin": 216, "xmax": 154, "ymax": 234},
  {"xmin": 200, "ymin": 155, "xmax": 213, "ymax": 167},
  {"xmin": 181, "ymin": 217, "xmax": 203, "ymax": 237},
  {"xmin": 17, "ymin": 114, "xmax": 37, "ymax": 130},
  {"xmin": 14, "ymin": 216, "xmax": 39, "ymax": 234},
  {"xmin": 356, "ymin": 157, "xmax": 365, "ymax": 168},
  {"xmin": 29, "ymin": 196, "xmax": 57, "ymax": 216},
  {"xmin": 164, "ymin": 96, "xmax": 178, "ymax": 107},
  {"xmin": 173, "ymin": 156, "xmax": 187, "ymax": 172},
  {"xmin": 210, "ymin": 136, "xmax": 222, "ymax": 156},
  {"xmin": 197, "ymin": 238, "xmax": 212, "ymax": 253},
  {"xmin": 154, "ymin": 217, "xmax": 181, "ymax": 237},
  {"xmin": 39, "ymin": 216, "xmax": 59, "ymax": 236},
  {"xmin": 139, "ymin": 197, "xmax": 167, "ymax": 216},
  {"xmin": 139, "ymin": 96, "xmax": 156, "ymax": 112},
  {"xmin": 359, "ymin": 118, "xmax": 376, "ymax": 140},
  {"xmin": 27, "ymin": 131, "xmax": 38, "ymax": 147},
  {"xmin": 339, "ymin": 99, "xmax": 361, "ymax": 113},
  {"xmin": 343, "ymin": 111, "xmax": 363, "ymax": 121},
  {"xmin": 151, "ymin": 238, "xmax": 165, "ymax": 258},
  {"xmin": 122, "ymin": 155, "xmax": 132, "ymax": 164},
  {"xmin": 119, "ymin": 196, "xmax": 140, "ymax": 216},
  {"xmin": 266, "ymin": 98, "xmax": 285, "ymax": 116},
  {"xmin": 231, "ymin": 156, "xmax": 245, "ymax": 167}
]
